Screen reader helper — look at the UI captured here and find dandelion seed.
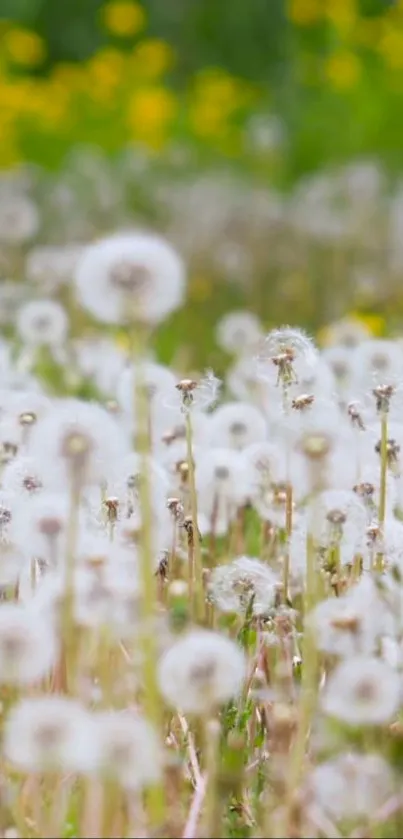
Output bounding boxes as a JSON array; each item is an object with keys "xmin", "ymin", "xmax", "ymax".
[
  {"xmin": 16, "ymin": 300, "xmax": 68, "ymax": 349},
  {"xmin": 74, "ymin": 232, "xmax": 185, "ymax": 325},
  {"xmin": 0, "ymin": 604, "xmax": 57, "ymax": 685},
  {"xmin": 157, "ymin": 629, "xmax": 246, "ymax": 714},
  {"xmin": 209, "ymin": 556, "xmax": 278, "ymax": 616},
  {"xmin": 4, "ymin": 696, "xmax": 97, "ymax": 773},
  {"xmin": 322, "ymin": 655, "xmax": 400, "ymax": 725},
  {"xmin": 307, "ymin": 752, "xmax": 394, "ymax": 821},
  {"xmin": 92, "ymin": 710, "xmax": 162, "ymax": 789}
]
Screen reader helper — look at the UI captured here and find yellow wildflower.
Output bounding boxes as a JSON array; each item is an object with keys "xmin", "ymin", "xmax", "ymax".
[
  {"xmin": 131, "ymin": 39, "xmax": 175, "ymax": 78},
  {"xmin": 188, "ymin": 100, "xmax": 229, "ymax": 139},
  {"xmin": 288, "ymin": 0, "xmax": 323, "ymax": 26},
  {"xmin": 3, "ymin": 28, "xmax": 46, "ymax": 67},
  {"xmin": 87, "ymin": 49, "xmax": 126, "ymax": 97},
  {"xmin": 355, "ymin": 19, "xmax": 382, "ymax": 48},
  {"xmin": 193, "ymin": 69, "xmax": 249, "ymax": 111},
  {"xmin": 325, "ymin": 0, "xmax": 355, "ymax": 37},
  {"xmin": 378, "ymin": 26, "xmax": 403, "ymax": 69},
  {"xmin": 128, "ymin": 86, "xmax": 177, "ymax": 147},
  {"xmin": 101, "ymin": 1, "xmax": 146, "ymax": 37},
  {"xmin": 325, "ymin": 51, "xmax": 361, "ymax": 89},
  {"xmin": 350, "ymin": 312, "xmax": 385, "ymax": 337}
]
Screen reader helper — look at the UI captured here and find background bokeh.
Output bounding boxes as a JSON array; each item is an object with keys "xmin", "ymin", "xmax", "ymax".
[{"xmin": 1, "ymin": 0, "xmax": 403, "ymax": 369}]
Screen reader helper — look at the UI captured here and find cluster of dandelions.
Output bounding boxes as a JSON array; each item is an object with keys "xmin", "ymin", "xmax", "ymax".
[
  {"xmin": 1, "ymin": 151, "xmax": 403, "ymax": 325},
  {"xmin": 1, "ymin": 221, "xmax": 403, "ymax": 838}
]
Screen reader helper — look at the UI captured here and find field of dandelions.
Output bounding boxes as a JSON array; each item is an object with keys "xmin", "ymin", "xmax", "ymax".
[{"xmin": 2, "ymin": 153, "xmax": 403, "ymax": 839}]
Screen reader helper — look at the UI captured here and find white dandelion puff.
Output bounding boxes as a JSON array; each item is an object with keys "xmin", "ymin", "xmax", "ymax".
[
  {"xmin": 209, "ymin": 556, "xmax": 278, "ymax": 616},
  {"xmin": 74, "ymin": 232, "xmax": 186, "ymax": 325},
  {"xmin": 322, "ymin": 655, "xmax": 401, "ymax": 725},
  {"xmin": 157, "ymin": 629, "xmax": 246, "ymax": 714},
  {"xmin": 4, "ymin": 696, "xmax": 97, "ymax": 773}
]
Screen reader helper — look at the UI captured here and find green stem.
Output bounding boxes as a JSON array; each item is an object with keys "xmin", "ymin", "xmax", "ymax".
[
  {"xmin": 377, "ymin": 410, "xmax": 388, "ymax": 573},
  {"xmin": 280, "ymin": 528, "xmax": 319, "ymax": 836},
  {"xmin": 283, "ymin": 482, "xmax": 293, "ymax": 602},
  {"xmin": 132, "ymin": 337, "xmax": 165, "ymax": 828},
  {"xmin": 185, "ymin": 411, "xmax": 204, "ymax": 622},
  {"xmin": 63, "ymin": 481, "xmax": 81, "ymax": 694},
  {"xmin": 203, "ymin": 718, "xmax": 222, "ymax": 839}
]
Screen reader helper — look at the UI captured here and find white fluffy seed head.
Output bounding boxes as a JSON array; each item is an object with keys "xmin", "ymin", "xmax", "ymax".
[
  {"xmin": 207, "ymin": 402, "xmax": 267, "ymax": 450},
  {"xmin": 157, "ymin": 629, "xmax": 246, "ymax": 714},
  {"xmin": 0, "ymin": 604, "xmax": 57, "ymax": 685},
  {"xmin": 322, "ymin": 655, "xmax": 401, "ymax": 725},
  {"xmin": 216, "ymin": 311, "xmax": 263, "ymax": 355},
  {"xmin": 91, "ymin": 711, "xmax": 162, "ymax": 789},
  {"xmin": 3, "ymin": 696, "xmax": 97, "ymax": 773},
  {"xmin": 209, "ymin": 556, "xmax": 278, "ymax": 616},
  {"xmin": 16, "ymin": 300, "xmax": 69, "ymax": 348},
  {"xmin": 74, "ymin": 232, "xmax": 186, "ymax": 325},
  {"xmin": 28, "ymin": 399, "xmax": 129, "ymax": 490},
  {"xmin": 306, "ymin": 751, "xmax": 394, "ymax": 821}
]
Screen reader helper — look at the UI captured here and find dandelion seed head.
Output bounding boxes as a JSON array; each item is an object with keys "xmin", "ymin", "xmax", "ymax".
[
  {"xmin": 74, "ymin": 232, "xmax": 185, "ymax": 325},
  {"xmin": 157, "ymin": 629, "xmax": 246, "ymax": 714}
]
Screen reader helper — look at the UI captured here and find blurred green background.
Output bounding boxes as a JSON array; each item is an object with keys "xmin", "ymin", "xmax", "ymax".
[
  {"xmin": 0, "ymin": 0, "xmax": 403, "ymax": 366},
  {"xmin": 1, "ymin": 0, "xmax": 403, "ymax": 174}
]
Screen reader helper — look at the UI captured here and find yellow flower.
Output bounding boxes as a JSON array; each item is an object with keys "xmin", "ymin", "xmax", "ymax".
[
  {"xmin": 128, "ymin": 86, "xmax": 177, "ymax": 147},
  {"xmin": 87, "ymin": 49, "xmax": 126, "ymax": 94},
  {"xmin": 325, "ymin": 0, "xmax": 355, "ymax": 36},
  {"xmin": 52, "ymin": 63, "xmax": 86, "ymax": 89},
  {"xmin": 0, "ymin": 113, "xmax": 20, "ymax": 167},
  {"xmin": 131, "ymin": 39, "xmax": 175, "ymax": 78},
  {"xmin": 189, "ymin": 100, "xmax": 229, "ymax": 138},
  {"xmin": 378, "ymin": 27, "xmax": 403, "ymax": 69},
  {"xmin": 325, "ymin": 51, "xmax": 361, "ymax": 89},
  {"xmin": 3, "ymin": 28, "xmax": 46, "ymax": 66},
  {"xmin": 101, "ymin": 1, "xmax": 146, "ymax": 37},
  {"xmin": 350, "ymin": 312, "xmax": 385, "ymax": 337},
  {"xmin": 355, "ymin": 19, "xmax": 382, "ymax": 48},
  {"xmin": 288, "ymin": 0, "xmax": 323, "ymax": 26},
  {"xmin": 193, "ymin": 69, "xmax": 251, "ymax": 111}
]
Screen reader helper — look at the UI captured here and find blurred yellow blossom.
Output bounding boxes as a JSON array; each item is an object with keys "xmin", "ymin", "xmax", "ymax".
[
  {"xmin": 189, "ymin": 99, "xmax": 229, "ymax": 139},
  {"xmin": 131, "ymin": 39, "xmax": 175, "ymax": 78},
  {"xmin": 350, "ymin": 312, "xmax": 386, "ymax": 337},
  {"xmin": 101, "ymin": 1, "xmax": 146, "ymax": 37},
  {"xmin": 355, "ymin": 18, "xmax": 382, "ymax": 48},
  {"xmin": 325, "ymin": 0, "xmax": 356, "ymax": 37},
  {"xmin": 288, "ymin": 0, "xmax": 323, "ymax": 26},
  {"xmin": 378, "ymin": 26, "xmax": 403, "ymax": 69},
  {"xmin": 194, "ymin": 69, "xmax": 252, "ymax": 110},
  {"xmin": 87, "ymin": 49, "xmax": 127, "ymax": 98},
  {"xmin": 189, "ymin": 69, "xmax": 251, "ymax": 138},
  {"xmin": 128, "ymin": 86, "xmax": 177, "ymax": 147},
  {"xmin": 325, "ymin": 51, "xmax": 361, "ymax": 89},
  {"xmin": 3, "ymin": 28, "xmax": 46, "ymax": 67}
]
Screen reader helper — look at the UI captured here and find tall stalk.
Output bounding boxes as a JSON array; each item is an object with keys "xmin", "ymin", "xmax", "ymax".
[
  {"xmin": 185, "ymin": 411, "xmax": 204, "ymax": 622},
  {"xmin": 283, "ymin": 481, "xmax": 293, "ymax": 602},
  {"xmin": 377, "ymin": 410, "xmax": 388, "ymax": 573},
  {"xmin": 62, "ymin": 481, "xmax": 81, "ymax": 694},
  {"xmin": 280, "ymin": 522, "xmax": 319, "ymax": 836},
  {"xmin": 132, "ymin": 330, "xmax": 165, "ymax": 828}
]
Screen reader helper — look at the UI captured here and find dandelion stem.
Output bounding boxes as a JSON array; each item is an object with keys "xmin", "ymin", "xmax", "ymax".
[
  {"xmin": 185, "ymin": 411, "xmax": 204, "ymax": 622},
  {"xmin": 377, "ymin": 410, "xmax": 388, "ymax": 573},
  {"xmin": 203, "ymin": 718, "xmax": 222, "ymax": 839},
  {"xmin": 132, "ymin": 331, "xmax": 165, "ymax": 828},
  {"xmin": 281, "ymin": 528, "xmax": 319, "ymax": 835},
  {"xmin": 62, "ymin": 481, "xmax": 81, "ymax": 694},
  {"xmin": 283, "ymin": 482, "xmax": 293, "ymax": 602}
]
